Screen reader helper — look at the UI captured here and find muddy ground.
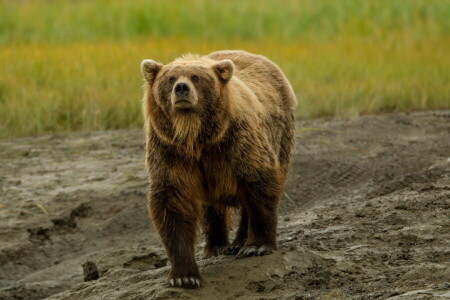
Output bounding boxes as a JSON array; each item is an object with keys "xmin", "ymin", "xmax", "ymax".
[{"xmin": 0, "ymin": 111, "xmax": 449, "ymax": 300}]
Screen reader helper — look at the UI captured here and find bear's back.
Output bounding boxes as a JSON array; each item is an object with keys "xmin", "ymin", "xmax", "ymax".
[{"xmin": 206, "ymin": 50, "xmax": 297, "ymax": 113}]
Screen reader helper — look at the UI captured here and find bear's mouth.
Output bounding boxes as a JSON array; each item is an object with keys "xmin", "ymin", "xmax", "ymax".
[
  {"xmin": 175, "ymin": 99, "xmax": 191, "ymax": 105},
  {"xmin": 174, "ymin": 99, "xmax": 194, "ymax": 109}
]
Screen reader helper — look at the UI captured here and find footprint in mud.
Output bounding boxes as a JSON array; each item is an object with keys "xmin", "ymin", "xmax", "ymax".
[
  {"xmin": 51, "ymin": 203, "xmax": 92, "ymax": 230},
  {"xmin": 70, "ymin": 203, "xmax": 92, "ymax": 218},
  {"xmin": 51, "ymin": 216, "xmax": 77, "ymax": 229},
  {"xmin": 245, "ymin": 280, "xmax": 279, "ymax": 293},
  {"xmin": 382, "ymin": 212, "xmax": 407, "ymax": 226},
  {"xmin": 27, "ymin": 226, "xmax": 50, "ymax": 243},
  {"xmin": 123, "ymin": 253, "xmax": 168, "ymax": 271}
]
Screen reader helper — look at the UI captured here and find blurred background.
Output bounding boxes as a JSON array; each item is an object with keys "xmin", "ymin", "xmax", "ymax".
[{"xmin": 0, "ymin": 0, "xmax": 449, "ymax": 139}]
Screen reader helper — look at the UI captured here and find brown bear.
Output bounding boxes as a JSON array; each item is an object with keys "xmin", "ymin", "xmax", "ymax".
[{"xmin": 140, "ymin": 50, "xmax": 296, "ymax": 288}]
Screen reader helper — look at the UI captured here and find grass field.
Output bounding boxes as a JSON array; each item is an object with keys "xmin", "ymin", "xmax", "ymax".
[{"xmin": 0, "ymin": 0, "xmax": 449, "ymax": 138}]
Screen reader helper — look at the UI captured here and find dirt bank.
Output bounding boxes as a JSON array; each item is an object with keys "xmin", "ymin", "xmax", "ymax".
[{"xmin": 0, "ymin": 111, "xmax": 449, "ymax": 299}]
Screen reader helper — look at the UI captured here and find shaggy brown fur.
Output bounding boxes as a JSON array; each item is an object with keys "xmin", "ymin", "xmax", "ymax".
[{"xmin": 141, "ymin": 50, "xmax": 296, "ymax": 288}]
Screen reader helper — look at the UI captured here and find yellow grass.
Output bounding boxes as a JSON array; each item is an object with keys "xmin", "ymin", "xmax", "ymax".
[{"xmin": 0, "ymin": 0, "xmax": 449, "ymax": 138}]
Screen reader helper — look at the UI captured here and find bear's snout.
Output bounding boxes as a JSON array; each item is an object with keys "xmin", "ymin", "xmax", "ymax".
[
  {"xmin": 172, "ymin": 80, "xmax": 198, "ymax": 109},
  {"xmin": 175, "ymin": 82, "xmax": 190, "ymax": 98}
]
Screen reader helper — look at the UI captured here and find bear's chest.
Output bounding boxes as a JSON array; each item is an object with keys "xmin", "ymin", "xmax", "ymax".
[{"xmin": 200, "ymin": 151, "xmax": 238, "ymax": 204}]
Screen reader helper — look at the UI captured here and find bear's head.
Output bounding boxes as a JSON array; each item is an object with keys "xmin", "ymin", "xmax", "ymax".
[{"xmin": 141, "ymin": 55, "xmax": 235, "ymax": 152}]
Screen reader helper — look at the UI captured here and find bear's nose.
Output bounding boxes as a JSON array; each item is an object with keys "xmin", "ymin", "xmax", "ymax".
[{"xmin": 174, "ymin": 82, "xmax": 190, "ymax": 98}]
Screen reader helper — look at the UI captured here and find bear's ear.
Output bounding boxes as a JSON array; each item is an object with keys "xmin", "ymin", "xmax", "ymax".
[
  {"xmin": 141, "ymin": 59, "xmax": 163, "ymax": 84},
  {"xmin": 213, "ymin": 59, "xmax": 234, "ymax": 83}
]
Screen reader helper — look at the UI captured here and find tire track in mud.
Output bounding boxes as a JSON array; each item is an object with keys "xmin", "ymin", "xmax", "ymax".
[{"xmin": 282, "ymin": 111, "xmax": 450, "ymax": 213}]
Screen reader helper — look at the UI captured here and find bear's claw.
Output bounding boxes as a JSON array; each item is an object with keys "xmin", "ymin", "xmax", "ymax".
[
  {"xmin": 223, "ymin": 245, "xmax": 240, "ymax": 255},
  {"xmin": 223, "ymin": 240, "xmax": 246, "ymax": 255},
  {"xmin": 169, "ymin": 276, "xmax": 201, "ymax": 288},
  {"xmin": 236, "ymin": 245, "xmax": 274, "ymax": 258},
  {"xmin": 203, "ymin": 245, "xmax": 227, "ymax": 258}
]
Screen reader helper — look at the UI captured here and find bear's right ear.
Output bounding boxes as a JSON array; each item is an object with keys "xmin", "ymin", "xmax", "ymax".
[{"xmin": 141, "ymin": 59, "xmax": 163, "ymax": 84}]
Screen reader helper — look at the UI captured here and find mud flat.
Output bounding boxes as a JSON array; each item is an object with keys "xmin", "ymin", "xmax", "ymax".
[{"xmin": 0, "ymin": 111, "xmax": 449, "ymax": 299}]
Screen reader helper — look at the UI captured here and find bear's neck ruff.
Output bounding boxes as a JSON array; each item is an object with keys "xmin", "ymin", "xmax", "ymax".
[
  {"xmin": 149, "ymin": 108, "xmax": 231, "ymax": 159},
  {"xmin": 171, "ymin": 113, "xmax": 202, "ymax": 155}
]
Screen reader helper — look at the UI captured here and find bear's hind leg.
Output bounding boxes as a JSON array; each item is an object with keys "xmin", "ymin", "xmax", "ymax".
[
  {"xmin": 203, "ymin": 205, "xmax": 229, "ymax": 258},
  {"xmin": 236, "ymin": 177, "xmax": 281, "ymax": 258},
  {"xmin": 224, "ymin": 207, "xmax": 248, "ymax": 255}
]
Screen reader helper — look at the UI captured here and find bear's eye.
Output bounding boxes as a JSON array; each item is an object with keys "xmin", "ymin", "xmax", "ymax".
[
  {"xmin": 168, "ymin": 77, "xmax": 175, "ymax": 84},
  {"xmin": 191, "ymin": 75, "xmax": 199, "ymax": 83}
]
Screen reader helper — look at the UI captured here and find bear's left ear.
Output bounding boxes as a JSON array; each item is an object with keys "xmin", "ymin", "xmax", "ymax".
[
  {"xmin": 141, "ymin": 59, "xmax": 163, "ymax": 85},
  {"xmin": 213, "ymin": 59, "xmax": 234, "ymax": 83}
]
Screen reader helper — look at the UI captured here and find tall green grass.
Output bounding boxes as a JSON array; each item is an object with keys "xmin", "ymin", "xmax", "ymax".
[
  {"xmin": 0, "ymin": 0, "xmax": 449, "ymax": 138},
  {"xmin": 1, "ymin": 0, "xmax": 448, "ymax": 44}
]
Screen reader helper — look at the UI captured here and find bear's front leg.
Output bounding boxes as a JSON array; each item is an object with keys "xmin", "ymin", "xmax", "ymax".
[{"xmin": 149, "ymin": 188, "xmax": 202, "ymax": 288}]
